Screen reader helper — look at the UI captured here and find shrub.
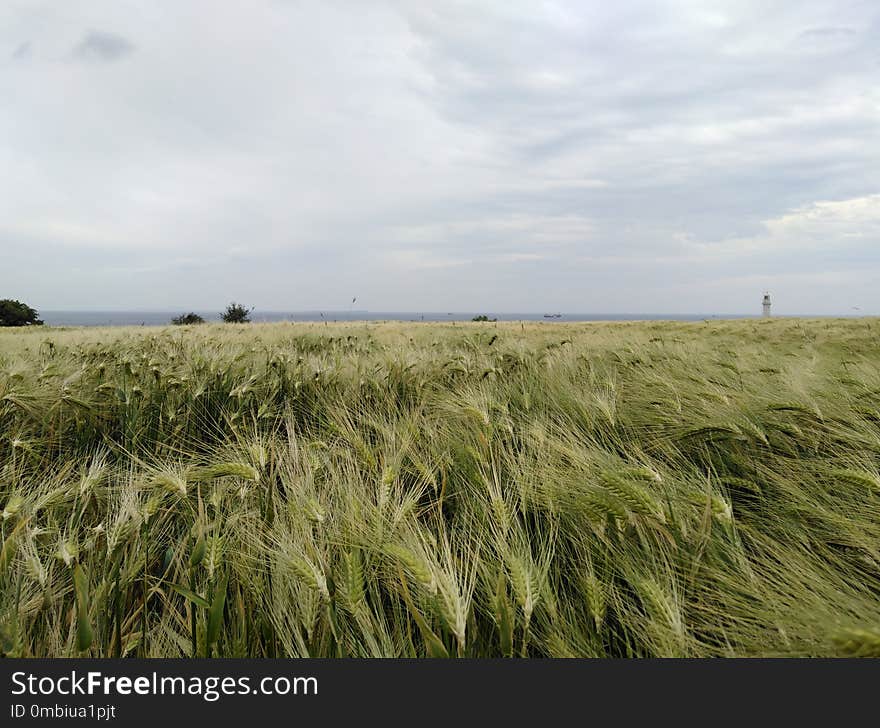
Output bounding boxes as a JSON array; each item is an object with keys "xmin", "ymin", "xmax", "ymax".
[
  {"xmin": 171, "ymin": 313, "xmax": 206, "ymax": 326},
  {"xmin": 222, "ymin": 303, "xmax": 252, "ymax": 324},
  {"xmin": 0, "ymin": 299, "xmax": 43, "ymax": 327},
  {"xmin": 472, "ymin": 315, "xmax": 497, "ymax": 322}
]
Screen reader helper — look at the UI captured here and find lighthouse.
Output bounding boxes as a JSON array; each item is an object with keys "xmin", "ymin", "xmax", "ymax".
[{"xmin": 762, "ymin": 292, "xmax": 771, "ymax": 318}]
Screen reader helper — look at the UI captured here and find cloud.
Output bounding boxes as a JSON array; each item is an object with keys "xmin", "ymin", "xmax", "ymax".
[
  {"xmin": 797, "ymin": 26, "xmax": 857, "ymax": 40},
  {"xmin": 11, "ymin": 41, "xmax": 31, "ymax": 60},
  {"xmin": 0, "ymin": 1, "xmax": 877, "ymax": 313},
  {"xmin": 689, "ymin": 194, "xmax": 880, "ymax": 259},
  {"xmin": 498, "ymin": 253, "xmax": 548, "ymax": 263},
  {"xmin": 71, "ymin": 30, "xmax": 134, "ymax": 62},
  {"xmin": 383, "ymin": 249, "xmax": 473, "ymax": 271}
]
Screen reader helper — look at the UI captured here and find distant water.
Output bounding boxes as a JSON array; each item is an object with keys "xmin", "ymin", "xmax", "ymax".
[{"xmin": 39, "ymin": 311, "xmax": 756, "ymax": 327}]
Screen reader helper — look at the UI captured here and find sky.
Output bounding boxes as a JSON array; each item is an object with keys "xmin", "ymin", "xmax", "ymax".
[{"xmin": 1, "ymin": 0, "xmax": 878, "ymax": 315}]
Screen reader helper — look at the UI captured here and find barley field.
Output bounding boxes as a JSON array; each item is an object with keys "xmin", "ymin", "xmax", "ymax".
[{"xmin": 1, "ymin": 318, "xmax": 879, "ymax": 657}]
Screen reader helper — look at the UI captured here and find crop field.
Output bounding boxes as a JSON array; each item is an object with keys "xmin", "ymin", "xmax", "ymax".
[{"xmin": 1, "ymin": 318, "xmax": 879, "ymax": 657}]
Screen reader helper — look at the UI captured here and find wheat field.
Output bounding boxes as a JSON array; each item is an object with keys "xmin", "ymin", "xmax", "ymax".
[{"xmin": 1, "ymin": 318, "xmax": 879, "ymax": 657}]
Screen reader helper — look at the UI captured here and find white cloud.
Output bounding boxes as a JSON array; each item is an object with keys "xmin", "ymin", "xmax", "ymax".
[{"xmin": 690, "ymin": 194, "xmax": 880, "ymax": 258}]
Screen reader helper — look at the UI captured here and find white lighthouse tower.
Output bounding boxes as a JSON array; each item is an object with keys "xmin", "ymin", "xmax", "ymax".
[{"xmin": 762, "ymin": 292, "xmax": 771, "ymax": 318}]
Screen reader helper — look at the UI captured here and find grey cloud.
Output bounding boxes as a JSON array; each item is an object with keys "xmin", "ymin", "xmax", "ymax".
[
  {"xmin": 0, "ymin": 1, "xmax": 878, "ymax": 314},
  {"xmin": 798, "ymin": 27, "xmax": 857, "ymax": 40},
  {"xmin": 11, "ymin": 41, "xmax": 31, "ymax": 60},
  {"xmin": 71, "ymin": 30, "xmax": 134, "ymax": 62}
]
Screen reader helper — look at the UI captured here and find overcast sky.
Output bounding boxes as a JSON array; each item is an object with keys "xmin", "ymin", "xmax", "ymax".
[{"xmin": 1, "ymin": 1, "xmax": 878, "ymax": 314}]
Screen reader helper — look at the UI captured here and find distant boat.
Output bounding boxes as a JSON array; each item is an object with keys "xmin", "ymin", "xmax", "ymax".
[{"xmin": 543, "ymin": 313, "xmax": 562, "ymax": 318}]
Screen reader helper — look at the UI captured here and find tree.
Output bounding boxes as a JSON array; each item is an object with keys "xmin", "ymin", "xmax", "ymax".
[
  {"xmin": 471, "ymin": 314, "xmax": 497, "ymax": 322},
  {"xmin": 222, "ymin": 302, "xmax": 252, "ymax": 323},
  {"xmin": 171, "ymin": 312, "xmax": 205, "ymax": 325},
  {"xmin": 0, "ymin": 299, "xmax": 43, "ymax": 327}
]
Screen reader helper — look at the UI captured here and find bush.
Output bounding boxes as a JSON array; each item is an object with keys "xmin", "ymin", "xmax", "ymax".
[
  {"xmin": 171, "ymin": 312, "xmax": 205, "ymax": 326},
  {"xmin": 0, "ymin": 299, "xmax": 43, "ymax": 327},
  {"xmin": 222, "ymin": 302, "xmax": 252, "ymax": 323},
  {"xmin": 472, "ymin": 314, "xmax": 497, "ymax": 322}
]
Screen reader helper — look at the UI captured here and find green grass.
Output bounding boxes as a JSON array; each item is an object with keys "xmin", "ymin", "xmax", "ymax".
[{"xmin": 1, "ymin": 317, "xmax": 880, "ymax": 657}]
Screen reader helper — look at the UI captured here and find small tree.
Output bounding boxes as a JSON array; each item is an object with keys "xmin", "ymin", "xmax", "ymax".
[
  {"xmin": 471, "ymin": 314, "xmax": 497, "ymax": 322},
  {"xmin": 222, "ymin": 302, "xmax": 252, "ymax": 323},
  {"xmin": 171, "ymin": 312, "xmax": 205, "ymax": 325},
  {"xmin": 0, "ymin": 299, "xmax": 43, "ymax": 327}
]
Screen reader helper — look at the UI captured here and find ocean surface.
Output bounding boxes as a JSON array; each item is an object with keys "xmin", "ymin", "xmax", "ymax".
[{"xmin": 38, "ymin": 310, "xmax": 758, "ymax": 327}]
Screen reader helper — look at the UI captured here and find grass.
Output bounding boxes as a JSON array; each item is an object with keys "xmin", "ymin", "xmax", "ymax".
[{"xmin": 1, "ymin": 317, "xmax": 880, "ymax": 657}]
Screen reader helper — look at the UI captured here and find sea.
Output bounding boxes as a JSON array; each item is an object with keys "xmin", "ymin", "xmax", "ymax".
[{"xmin": 37, "ymin": 311, "xmax": 759, "ymax": 327}]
